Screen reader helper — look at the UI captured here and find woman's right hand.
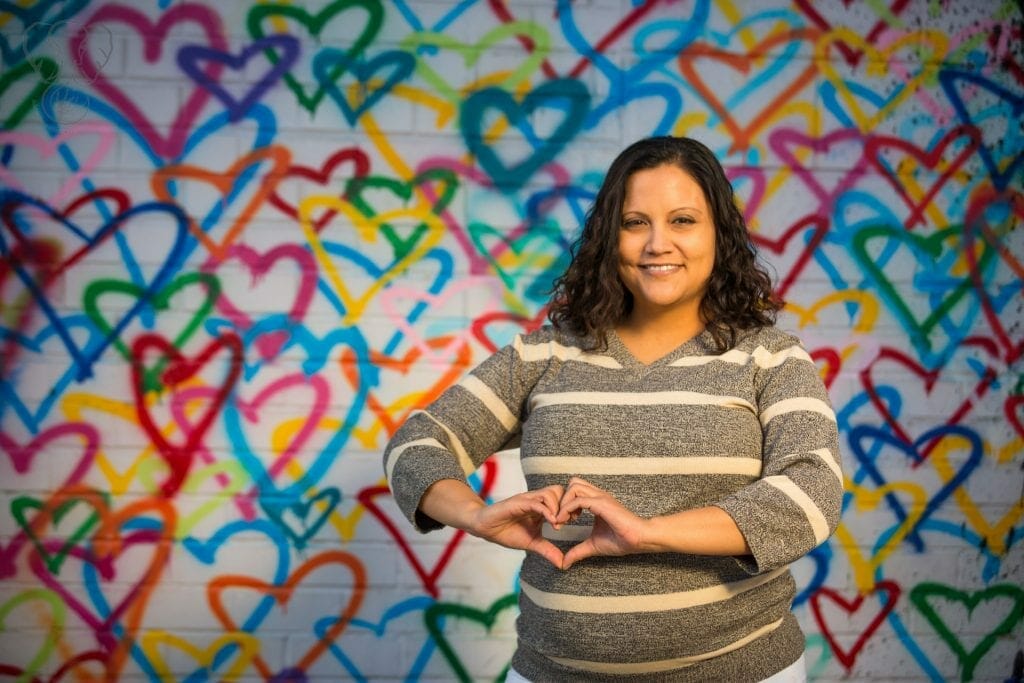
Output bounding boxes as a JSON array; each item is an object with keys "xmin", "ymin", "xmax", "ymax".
[{"xmin": 467, "ymin": 485, "xmax": 566, "ymax": 569}]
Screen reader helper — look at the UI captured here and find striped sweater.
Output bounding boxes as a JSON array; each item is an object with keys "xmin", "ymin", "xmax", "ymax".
[{"xmin": 384, "ymin": 324, "xmax": 843, "ymax": 682}]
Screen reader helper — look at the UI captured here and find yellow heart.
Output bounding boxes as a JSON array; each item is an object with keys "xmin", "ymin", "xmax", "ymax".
[
  {"xmin": 931, "ymin": 434, "xmax": 1023, "ymax": 555},
  {"xmin": 817, "ymin": 27, "xmax": 949, "ymax": 132},
  {"xmin": 139, "ymin": 631, "xmax": 259, "ymax": 682},
  {"xmin": 834, "ymin": 479, "xmax": 928, "ymax": 594}
]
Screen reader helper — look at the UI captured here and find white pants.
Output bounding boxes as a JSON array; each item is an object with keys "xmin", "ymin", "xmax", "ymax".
[{"xmin": 505, "ymin": 653, "xmax": 806, "ymax": 682}]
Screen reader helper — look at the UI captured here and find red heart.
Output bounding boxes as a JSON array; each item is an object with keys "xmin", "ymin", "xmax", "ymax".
[
  {"xmin": 750, "ymin": 214, "xmax": 829, "ymax": 299},
  {"xmin": 358, "ymin": 459, "xmax": 497, "ymax": 598},
  {"xmin": 865, "ymin": 125, "xmax": 982, "ymax": 229},
  {"xmin": 809, "ymin": 580, "xmax": 901, "ymax": 670},
  {"xmin": 859, "ymin": 339, "xmax": 1000, "ymax": 460},
  {"xmin": 471, "ymin": 308, "xmax": 549, "ymax": 354},
  {"xmin": 794, "ymin": 0, "xmax": 913, "ymax": 66},
  {"xmin": 266, "ymin": 146, "xmax": 372, "ymax": 232},
  {"xmin": 131, "ymin": 332, "xmax": 243, "ymax": 497}
]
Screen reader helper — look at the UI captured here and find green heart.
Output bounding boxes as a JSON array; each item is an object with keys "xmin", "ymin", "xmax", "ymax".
[
  {"xmin": 468, "ymin": 218, "xmax": 570, "ymax": 311},
  {"xmin": 11, "ymin": 493, "xmax": 108, "ymax": 575},
  {"xmin": 0, "ymin": 57, "xmax": 58, "ymax": 130},
  {"xmin": 0, "ymin": 588, "xmax": 66, "ymax": 680},
  {"xmin": 910, "ymin": 582, "xmax": 1024, "ymax": 681},
  {"xmin": 425, "ymin": 593, "xmax": 518, "ymax": 683},
  {"xmin": 344, "ymin": 167, "xmax": 459, "ymax": 260},
  {"xmin": 399, "ymin": 22, "xmax": 550, "ymax": 105},
  {"xmin": 83, "ymin": 272, "xmax": 220, "ymax": 393},
  {"xmin": 137, "ymin": 457, "xmax": 250, "ymax": 538},
  {"xmin": 247, "ymin": 0, "xmax": 384, "ymax": 113},
  {"xmin": 850, "ymin": 223, "xmax": 996, "ymax": 354}
]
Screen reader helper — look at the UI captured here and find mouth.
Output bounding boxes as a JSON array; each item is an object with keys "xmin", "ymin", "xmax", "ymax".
[{"xmin": 639, "ymin": 264, "xmax": 680, "ymax": 273}]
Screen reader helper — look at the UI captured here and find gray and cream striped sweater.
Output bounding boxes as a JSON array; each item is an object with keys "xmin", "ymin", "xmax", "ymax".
[{"xmin": 384, "ymin": 324, "xmax": 843, "ymax": 682}]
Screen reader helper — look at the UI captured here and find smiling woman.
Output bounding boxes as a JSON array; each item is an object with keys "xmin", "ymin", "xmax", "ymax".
[{"xmin": 384, "ymin": 136, "xmax": 842, "ymax": 682}]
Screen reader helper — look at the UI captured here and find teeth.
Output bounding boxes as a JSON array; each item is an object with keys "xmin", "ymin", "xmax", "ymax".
[{"xmin": 644, "ymin": 265, "xmax": 676, "ymax": 272}]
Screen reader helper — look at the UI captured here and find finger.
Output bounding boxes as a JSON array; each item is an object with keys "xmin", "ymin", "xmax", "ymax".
[
  {"xmin": 529, "ymin": 538, "xmax": 566, "ymax": 569},
  {"xmin": 561, "ymin": 538, "xmax": 596, "ymax": 570}
]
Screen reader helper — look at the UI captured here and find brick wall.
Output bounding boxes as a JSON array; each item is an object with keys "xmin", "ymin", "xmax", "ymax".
[{"xmin": 1, "ymin": 1, "xmax": 1022, "ymax": 681}]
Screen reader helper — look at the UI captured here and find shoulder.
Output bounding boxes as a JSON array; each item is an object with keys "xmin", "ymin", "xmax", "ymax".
[
  {"xmin": 511, "ymin": 325, "xmax": 616, "ymax": 366},
  {"xmin": 730, "ymin": 325, "xmax": 815, "ymax": 367}
]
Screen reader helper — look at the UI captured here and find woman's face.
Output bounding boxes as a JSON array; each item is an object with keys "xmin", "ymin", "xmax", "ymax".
[{"xmin": 616, "ymin": 164, "xmax": 716, "ymax": 325}]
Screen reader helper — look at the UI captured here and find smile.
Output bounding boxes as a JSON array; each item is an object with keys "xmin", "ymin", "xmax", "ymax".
[{"xmin": 640, "ymin": 264, "xmax": 680, "ymax": 272}]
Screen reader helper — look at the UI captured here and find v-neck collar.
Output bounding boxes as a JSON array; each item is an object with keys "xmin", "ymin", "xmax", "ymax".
[{"xmin": 605, "ymin": 327, "xmax": 715, "ymax": 372}]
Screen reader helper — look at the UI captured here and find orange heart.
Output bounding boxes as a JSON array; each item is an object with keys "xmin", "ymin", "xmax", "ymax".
[
  {"xmin": 151, "ymin": 145, "xmax": 291, "ymax": 261},
  {"xmin": 208, "ymin": 550, "xmax": 366, "ymax": 679}
]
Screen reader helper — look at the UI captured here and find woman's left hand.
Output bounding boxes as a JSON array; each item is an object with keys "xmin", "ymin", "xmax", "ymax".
[{"xmin": 556, "ymin": 477, "xmax": 650, "ymax": 569}]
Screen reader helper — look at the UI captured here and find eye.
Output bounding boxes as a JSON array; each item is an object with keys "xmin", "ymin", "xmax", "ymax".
[
  {"xmin": 672, "ymin": 215, "xmax": 696, "ymax": 225},
  {"xmin": 621, "ymin": 217, "xmax": 646, "ymax": 229}
]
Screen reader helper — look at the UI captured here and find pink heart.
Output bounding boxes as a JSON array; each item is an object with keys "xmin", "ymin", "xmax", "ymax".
[
  {"xmin": 201, "ymin": 243, "xmax": 318, "ymax": 359},
  {"xmin": 0, "ymin": 122, "xmax": 116, "ymax": 205},
  {"xmin": 70, "ymin": 2, "xmax": 228, "ymax": 159}
]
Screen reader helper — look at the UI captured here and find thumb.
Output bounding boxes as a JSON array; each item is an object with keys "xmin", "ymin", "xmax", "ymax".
[
  {"xmin": 530, "ymin": 539, "xmax": 566, "ymax": 569},
  {"xmin": 561, "ymin": 539, "xmax": 596, "ymax": 570}
]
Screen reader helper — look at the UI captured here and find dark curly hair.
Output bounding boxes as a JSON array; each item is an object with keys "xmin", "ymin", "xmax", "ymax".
[{"xmin": 547, "ymin": 135, "xmax": 782, "ymax": 352}]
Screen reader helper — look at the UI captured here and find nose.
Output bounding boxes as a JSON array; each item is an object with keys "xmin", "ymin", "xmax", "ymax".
[{"xmin": 644, "ymin": 222, "xmax": 672, "ymax": 254}]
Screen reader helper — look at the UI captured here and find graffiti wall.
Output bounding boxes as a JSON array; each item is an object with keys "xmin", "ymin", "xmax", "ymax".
[{"xmin": 1, "ymin": 0, "xmax": 1022, "ymax": 680}]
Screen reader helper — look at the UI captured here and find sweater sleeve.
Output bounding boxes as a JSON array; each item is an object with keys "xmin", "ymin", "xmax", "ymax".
[
  {"xmin": 714, "ymin": 333, "xmax": 844, "ymax": 574},
  {"xmin": 383, "ymin": 332, "xmax": 545, "ymax": 533}
]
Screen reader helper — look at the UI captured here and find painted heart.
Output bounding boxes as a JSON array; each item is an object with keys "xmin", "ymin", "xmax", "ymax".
[
  {"xmin": 910, "ymin": 582, "xmax": 1024, "ymax": 681},
  {"xmin": 29, "ymin": 496, "xmax": 175, "ymax": 677},
  {"xmin": 343, "ymin": 167, "xmax": 459, "ymax": 260},
  {"xmin": 177, "ymin": 34, "xmax": 300, "ymax": 122},
  {"xmin": 70, "ymin": 2, "xmax": 228, "ymax": 160},
  {"xmin": 0, "ymin": 191, "xmax": 190, "ymax": 380},
  {"xmin": 468, "ymin": 219, "xmax": 571, "ymax": 310},
  {"xmin": 424, "ymin": 592, "xmax": 518, "ymax": 682},
  {"xmin": 313, "ymin": 596, "xmax": 434, "ymax": 681},
  {"xmin": 471, "ymin": 307, "xmax": 548, "ymax": 354},
  {"xmin": 0, "ymin": 423, "xmax": 99, "ymax": 575},
  {"xmin": 377, "ymin": 278, "xmax": 503, "ymax": 371},
  {"xmin": 246, "ymin": 0, "xmax": 383, "ymax": 113},
  {"xmin": 219, "ymin": 372, "xmax": 336, "ymax": 506},
  {"xmin": 208, "ymin": 550, "xmax": 367, "ymax": 680},
  {"xmin": 300, "ymin": 196, "xmax": 446, "ymax": 324},
  {"xmin": 131, "ymin": 331, "xmax": 244, "ymax": 497},
  {"xmin": 793, "ymin": 0, "xmax": 913, "ymax": 66},
  {"xmin": 677, "ymin": 26, "xmax": 820, "ymax": 152},
  {"xmin": 459, "ymin": 78, "xmax": 589, "ymax": 190},
  {"xmin": 342, "ymin": 335, "xmax": 474, "ymax": 449},
  {"xmin": 399, "ymin": 21, "xmax": 551, "ymax": 106},
  {"xmin": 833, "ymin": 480, "xmax": 927, "ymax": 594},
  {"xmin": 768, "ymin": 128, "xmax": 873, "ymax": 210},
  {"xmin": 809, "ymin": 580, "xmax": 901, "ymax": 671},
  {"xmin": 151, "ymin": 144, "xmax": 291, "ymax": 261},
  {"xmin": 848, "ymin": 423, "xmax": 983, "ymax": 552},
  {"xmin": 939, "ymin": 69, "xmax": 1024, "ymax": 191},
  {"xmin": 0, "ymin": 121, "xmax": 116, "ymax": 206},
  {"xmin": 962, "ymin": 186, "xmax": 1024, "ymax": 363},
  {"xmin": 139, "ymin": 631, "xmax": 259, "ymax": 682},
  {"xmin": 817, "ymin": 27, "xmax": 949, "ymax": 132},
  {"xmin": 865, "ymin": 125, "xmax": 982, "ymax": 229},
  {"xmin": 314, "ymin": 47, "xmax": 415, "ymax": 126},
  {"xmin": 201, "ymin": 243, "xmax": 317, "ymax": 360},
  {"xmin": 266, "ymin": 146, "xmax": 372, "ymax": 232},
  {"xmin": 0, "ymin": 317, "xmax": 103, "ymax": 432},
  {"xmin": 0, "ymin": 588, "xmax": 66, "ymax": 680},
  {"xmin": 357, "ymin": 459, "xmax": 497, "ymax": 598},
  {"xmin": 747, "ymin": 212, "xmax": 829, "ymax": 299},
  {"xmin": 849, "ymin": 223, "xmax": 995, "ymax": 360},
  {"xmin": 262, "ymin": 487, "xmax": 342, "ymax": 549},
  {"xmin": 12, "ymin": 492, "xmax": 104, "ymax": 576},
  {"xmin": 83, "ymin": 272, "xmax": 220, "ymax": 392},
  {"xmin": 0, "ymin": 0, "xmax": 90, "ymax": 66}
]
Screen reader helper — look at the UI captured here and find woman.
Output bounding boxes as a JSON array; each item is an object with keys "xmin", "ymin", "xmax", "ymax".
[{"xmin": 383, "ymin": 136, "xmax": 843, "ymax": 682}]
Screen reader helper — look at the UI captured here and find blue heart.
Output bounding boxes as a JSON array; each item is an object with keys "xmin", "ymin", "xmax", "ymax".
[
  {"xmin": 260, "ymin": 487, "xmax": 342, "ymax": 549},
  {"xmin": 460, "ymin": 78, "xmax": 590, "ymax": 190},
  {"xmin": 0, "ymin": 0, "xmax": 90, "ymax": 66},
  {"xmin": 0, "ymin": 191, "xmax": 189, "ymax": 380},
  {"xmin": 314, "ymin": 47, "xmax": 415, "ymax": 126}
]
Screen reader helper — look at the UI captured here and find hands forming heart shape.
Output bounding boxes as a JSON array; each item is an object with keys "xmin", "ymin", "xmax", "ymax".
[{"xmin": 469, "ymin": 477, "xmax": 647, "ymax": 570}]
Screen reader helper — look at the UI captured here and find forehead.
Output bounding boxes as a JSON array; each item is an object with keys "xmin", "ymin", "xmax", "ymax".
[{"xmin": 622, "ymin": 165, "xmax": 707, "ymax": 207}]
